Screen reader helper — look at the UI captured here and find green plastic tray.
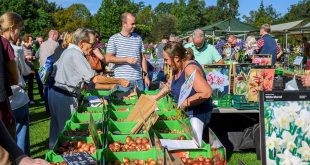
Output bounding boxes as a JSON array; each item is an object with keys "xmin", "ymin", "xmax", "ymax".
[
  {"xmin": 85, "ymin": 89, "xmax": 114, "ymax": 97},
  {"xmin": 217, "ymin": 94, "xmax": 233, "ymax": 108},
  {"xmin": 103, "ymin": 148, "xmax": 158, "ymax": 163},
  {"xmin": 152, "ymin": 120, "xmax": 184, "ymax": 133},
  {"xmin": 108, "ymin": 120, "xmax": 138, "ymax": 135},
  {"xmin": 77, "ymin": 106, "xmax": 105, "ymax": 113},
  {"xmin": 106, "ymin": 133, "xmax": 151, "ymax": 149},
  {"xmin": 232, "ymin": 95, "xmax": 259, "ymax": 110},
  {"xmin": 109, "ymin": 111, "xmax": 130, "ymax": 121},
  {"xmin": 109, "ymin": 105, "xmax": 134, "ymax": 112},
  {"xmin": 70, "ymin": 112, "xmax": 105, "ymax": 124},
  {"xmin": 62, "ymin": 121, "xmax": 104, "ymax": 137}
]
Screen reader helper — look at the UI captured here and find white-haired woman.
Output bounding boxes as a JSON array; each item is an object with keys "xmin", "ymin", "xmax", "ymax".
[
  {"xmin": 48, "ymin": 28, "xmax": 97, "ymax": 149},
  {"xmin": 244, "ymin": 36, "xmax": 257, "ymax": 55}
]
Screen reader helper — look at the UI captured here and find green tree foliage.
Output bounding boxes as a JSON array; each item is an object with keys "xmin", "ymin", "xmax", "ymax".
[
  {"xmin": 53, "ymin": 4, "xmax": 91, "ymax": 33},
  {"xmin": 93, "ymin": 0, "xmax": 139, "ymax": 37},
  {"xmin": 280, "ymin": 0, "xmax": 310, "ymax": 22},
  {"xmin": 154, "ymin": 2, "xmax": 173, "ymax": 16},
  {"xmin": 216, "ymin": 0, "xmax": 239, "ymax": 20},
  {"xmin": 151, "ymin": 14, "xmax": 177, "ymax": 42},
  {"xmin": 0, "ymin": 0, "xmax": 57, "ymax": 36},
  {"xmin": 243, "ymin": 1, "xmax": 280, "ymax": 27}
]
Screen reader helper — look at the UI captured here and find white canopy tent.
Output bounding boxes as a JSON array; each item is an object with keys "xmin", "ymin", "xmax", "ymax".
[{"xmin": 271, "ymin": 20, "xmax": 307, "ymax": 50}]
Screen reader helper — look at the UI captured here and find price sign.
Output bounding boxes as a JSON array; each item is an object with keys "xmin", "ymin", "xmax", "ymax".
[
  {"xmin": 293, "ymin": 56, "xmax": 303, "ymax": 66},
  {"xmin": 62, "ymin": 152, "xmax": 96, "ymax": 165}
]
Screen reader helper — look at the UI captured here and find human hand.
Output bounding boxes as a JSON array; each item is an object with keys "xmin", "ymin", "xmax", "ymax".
[
  {"xmin": 119, "ymin": 79, "xmax": 130, "ymax": 88},
  {"xmin": 301, "ymin": 75, "xmax": 310, "ymax": 87},
  {"xmin": 126, "ymin": 57, "xmax": 137, "ymax": 64},
  {"xmin": 19, "ymin": 157, "xmax": 50, "ymax": 165},
  {"xmin": 144, "ymin": 76, "xmax": 150, "ymax": 87}
]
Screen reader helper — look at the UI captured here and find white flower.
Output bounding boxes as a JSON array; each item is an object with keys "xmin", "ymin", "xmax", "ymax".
[
  {"xmin": 266, "ymin": 132, "xmax": 281, "ymax": 150},
  {"xmin": 280, "ymin": 131, "xmax": 297, "ymax": 151},
  {"xmin": 206, "ymin": 70, "xmax": 229, "ymax": 92},
  {"xmin": 296, "ymin": 109, "xmax": 310, "ymax": 132},
  {"xmin": 266, "ymin": 157, "xmax": 277, "ymax": 165},
  {"xmin": 297, "ymin": 141, "xmax": 310, "ymax": 161},
  {"xmin": 277, "ymin": 149, "xmax": 306, "ymax": 165},
  {"xmin": 271, "ymin": 113, "xmax": 290, "ymax": 130}
]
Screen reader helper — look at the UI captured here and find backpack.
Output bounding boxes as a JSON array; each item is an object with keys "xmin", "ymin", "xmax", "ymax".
[{"xmin": 38, "ymin": 54, "xmax": 55, "ymax": 85}]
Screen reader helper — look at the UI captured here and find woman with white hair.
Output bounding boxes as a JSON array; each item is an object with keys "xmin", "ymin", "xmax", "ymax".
[
  {"xmin": 48, "ymin": 28, "xmax": 97, "ymax": 149},
  {"xmin": 244, "ymin": 36, "xmax": 257, "ymax": 55}
]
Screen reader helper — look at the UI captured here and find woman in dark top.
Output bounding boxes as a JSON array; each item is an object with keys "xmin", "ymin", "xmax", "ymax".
[{"xmin": 153, "ymin": 41, "xmax": 213, "ymax": 125}]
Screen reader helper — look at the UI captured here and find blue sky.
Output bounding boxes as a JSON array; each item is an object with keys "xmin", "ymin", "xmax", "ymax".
[{"xmin": 49, "ymin": 0, "xmax": 299, "ymax": 17}]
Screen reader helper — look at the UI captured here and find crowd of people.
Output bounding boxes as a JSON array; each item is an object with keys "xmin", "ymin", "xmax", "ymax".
[{"xmin": 1, "ymin": 10, "xmax": 310, "ymax": 165}]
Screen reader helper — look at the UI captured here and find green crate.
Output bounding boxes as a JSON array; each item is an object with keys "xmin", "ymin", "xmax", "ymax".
[
  {"xmin": 170, "ymin": 150, "xmax": 211, "ymax": 160},
  {"xmin": 156, "ymin": 133, "xmax": 191, "ymax": 140},
  {"xmin": 106, "ymin": 133, "xmax": 152, "ymax": 149},
  {"xmin": 109, "ymin": 111, "xmax": 130, "ymax": 122},
  {"xmin": 52, "ymin": 134, "xmax": 104, "ymax": 156},
  {"xmin": 141, "ymin": 90, "xmax": 160, "ymax": 95},
  {"xmin": 217, "ymin": 94, "xmax": 233, "ymax": 108},
  {"xmin": 62, "ymin": 121, "xmax": 104, "ymax": 137},
  {"xmin": 77, "ymin": 106, "xmax": 105, "ymax": 113},
  {"xmin": 109, "ymin": 105, "xmax": 134, "ymax": 112},
  {"xmin": 275, "ymin": 69, "xmax": 284, "ymax": 76},
  {"xmin": 103, "ymin": 148, "xmax": 158, "ymax": 163},
  {"xmin": 232, "ymin": 95, "xmax": 259, "ymax": 110},
  {"xmin": 157, "ymin": 110, "xmax": 188, "ymax": 121},
  {"xmin": 152, "ymin": 120, "xmax": 184, "ymax": 134},
  {"xmin": 110, "ymin": 98, "xmax": 138, "ymax": 106},
  {"xmin": 108, "ymin": 120, "xmax": 138, "ymax": 135},
  {"xmin": 70, "ymin": 112, "xmax": 105, "ymax": 124}
]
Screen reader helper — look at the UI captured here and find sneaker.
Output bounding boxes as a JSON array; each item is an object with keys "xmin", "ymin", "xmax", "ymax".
[{"xmin": 29, "ymin": 101, "xmax": 35, "ymax": 105}]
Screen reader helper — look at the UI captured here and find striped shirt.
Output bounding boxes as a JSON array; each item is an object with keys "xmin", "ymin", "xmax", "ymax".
[{"xmin": 106, "ymin": 33, "xmax": 144, "ymax": 80}]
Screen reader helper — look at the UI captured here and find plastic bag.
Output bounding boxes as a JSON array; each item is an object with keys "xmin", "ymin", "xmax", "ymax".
[{"xmin": 285, "ymin": 75, "xmax": 299, "ymax": 90}]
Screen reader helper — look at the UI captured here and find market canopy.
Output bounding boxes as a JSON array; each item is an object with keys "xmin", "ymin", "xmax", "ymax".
[
  {"xmin": 185, "ymin": 18, "xmax": 258, "ymax": 36},
  {"xmin": 271, "ymin": 20, "xmax": 305, "ymax": 32}
]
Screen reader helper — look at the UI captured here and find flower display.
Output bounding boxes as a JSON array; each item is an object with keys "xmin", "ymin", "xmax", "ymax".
[
  {"xmin": 263, "ymin": 101, "xmax": 310, "ymax": 165},
  {"xmin": 204, "ymin": 66, "xmax": 230, "ymax": 100},
  {"xmin": 248, "ymin": 69, "xmax": 274, "ymax": 102},
  {"xmin": 233, "ymin": 65, "xmax": 252, "ymax": 97},
  {"xmin": 252, "ymin": 57, "xmax": 272, "ymax": 66}
]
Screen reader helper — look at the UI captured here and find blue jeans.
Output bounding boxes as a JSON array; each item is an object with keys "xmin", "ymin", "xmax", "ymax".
[
  {"xmin": 117, "ymin": 79, "xmax": 144, "ymax": 92},
  {"xmin": 13, "ymin": 104, "xmax": 30, "ymax": 156}
]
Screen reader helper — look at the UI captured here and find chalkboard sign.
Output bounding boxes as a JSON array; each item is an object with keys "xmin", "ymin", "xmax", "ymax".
[{"xmin": 62, "ymin": 152, "xmax": 96, "ymax": 165}]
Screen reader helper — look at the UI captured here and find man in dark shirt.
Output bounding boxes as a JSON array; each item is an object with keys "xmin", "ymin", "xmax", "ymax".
[{"xmin": 256, "ymin": 24, "xmax": 280, "ymax": 65}]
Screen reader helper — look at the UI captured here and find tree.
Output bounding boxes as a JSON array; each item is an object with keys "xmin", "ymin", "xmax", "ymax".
[
  {"xmin": 216, "ymin": 0, "xmax": 239, "ymax": 20},
  {"xmin": 93, "ymin": 0, "xmax": 139, "ymax": 37},
  {"xmin": 151, "ymin": 14, "xmax": 177, "ymax": 42},
  {"xmin": 203, "ymin": 6, "xmax": 218, "ymax": 25},
  {"xmin": 243, "ymin": 1, "xmax": 280, "ymax": 27},
  {"xmin": 154, "ymin": 2, "xmax": 173, "ymax": 16},
  {"xmin": 53, "ymin": 4, "xmax": 91, "ymax": 33},
  {"xmin": 280, "ymin": 0, "xmax": 310, "ymax": 22},
  {"xmin": 0, "ymin": 0, "xmax": 58, "ymax": 36}
]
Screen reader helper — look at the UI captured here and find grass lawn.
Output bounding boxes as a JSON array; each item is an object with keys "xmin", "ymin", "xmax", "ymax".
[{"xmin": 28, "ymin": 85, "xmax": 261, "ymax": 165}]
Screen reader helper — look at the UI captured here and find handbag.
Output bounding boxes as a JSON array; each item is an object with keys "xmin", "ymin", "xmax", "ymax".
[{"xmin": 85, "ymin": 52, "xmax": 102, "ymax": 71}]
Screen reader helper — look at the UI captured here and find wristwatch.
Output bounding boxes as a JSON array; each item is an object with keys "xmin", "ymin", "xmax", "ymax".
[{"xmin": 143, "ymin": 71, "xmax": 148, "ymax": 77}]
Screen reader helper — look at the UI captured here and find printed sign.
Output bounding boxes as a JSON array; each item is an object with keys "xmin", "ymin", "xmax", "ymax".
[
  {"xmin": 62, "ymin": 152, "xmax": 96, "ymax": 165},
  {"xmin": 293, "ymin": 56, "xmax": 303, "ymax": 65},
  {"xmin": 178, "ymin": 70, "xmax": 196, "ymax": 108}
]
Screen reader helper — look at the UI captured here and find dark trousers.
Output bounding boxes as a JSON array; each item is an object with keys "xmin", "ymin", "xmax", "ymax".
[{"xmin": 24, "ymin": 70, "xmax": 44, "ymax": 101}]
